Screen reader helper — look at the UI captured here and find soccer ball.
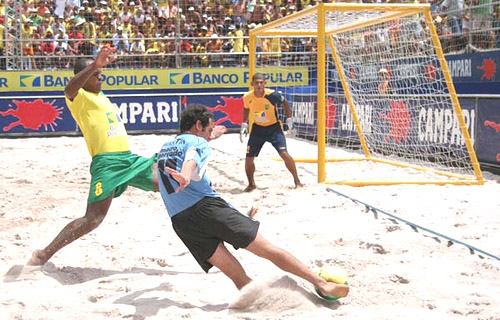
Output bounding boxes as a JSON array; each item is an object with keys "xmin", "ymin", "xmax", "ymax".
[{"xmin": 315, "ymin": 265, "xmax": 349, "ymax": 300}]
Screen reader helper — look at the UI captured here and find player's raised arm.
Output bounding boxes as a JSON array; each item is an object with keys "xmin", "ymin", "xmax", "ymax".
[{"xmin": 64, "ymin": 48, "xmax": 116, "ymax": 101}]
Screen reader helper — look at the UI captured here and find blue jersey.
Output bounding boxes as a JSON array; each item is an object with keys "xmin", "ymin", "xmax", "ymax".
[{"xmin": 157, "ymin": 133, "xmax": 219, "ymax": 217}]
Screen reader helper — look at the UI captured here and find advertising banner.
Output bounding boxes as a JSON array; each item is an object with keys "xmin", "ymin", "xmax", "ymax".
[
  {"xmin": 0, "ymin": 94, "xmax": 244, "ymax": 134},
  {"xmin": 476, "ymin": 99, "xmax": 500, "ymax": 165},
  {"xmin": 111, "ymin": 95, "xmax": 180, "ymax": 131},
  {"xmin": 0, "ymin": 98, "xmax": 76, "ymax": 133},
  {"xmin": 183, "ymin": 94, "xmax": 244, "ymax": 128},
  {"xmin": 0, "ymin": 67, "xmax": 309, "ymax": 92},
  {"xmin": 0, "ymin": 95, "xmax": 181, "ymax": 134},
  {"xmin": 292, "ymin": 94, "xmax": 478, "ymax": 158},
  {"xmin": 446, "ymin": 51, "xmax": 499, "ymax": 94}
]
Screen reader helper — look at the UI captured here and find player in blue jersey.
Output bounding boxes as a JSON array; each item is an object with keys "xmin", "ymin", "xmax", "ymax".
[{"xmin": 157, "ymin": 104, "xmax": 349, "ymax": 298}]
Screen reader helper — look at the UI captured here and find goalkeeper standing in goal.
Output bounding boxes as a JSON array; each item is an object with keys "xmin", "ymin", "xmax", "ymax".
[{"xmin": 240, "ymin": 73, "xmax": 302, "ymax": 192}]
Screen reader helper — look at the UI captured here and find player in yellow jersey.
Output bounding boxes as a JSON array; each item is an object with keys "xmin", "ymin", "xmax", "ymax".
[
  {"xmin": 26, "ymin": 48, "xmax": 224, "ymax": 266},
  {"xmin": 26, "ymin": 47, "xmax": 156, "ymax": 265},
  {"xmin": 241, "ymin": 73, "xmax": 302, "ymax": 192}
]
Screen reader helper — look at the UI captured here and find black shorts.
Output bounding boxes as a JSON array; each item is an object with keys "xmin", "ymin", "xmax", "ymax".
[
  {"xmin": 171, "ymin": 197, "xmax": 260, "ymax": 272},
  {"xmin": 246, "ymin": 122, "xmax": 287, "ymax": 157}
]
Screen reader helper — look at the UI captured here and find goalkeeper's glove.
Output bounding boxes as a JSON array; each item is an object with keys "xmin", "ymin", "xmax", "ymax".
[
  {"xmin": 240, "ymin": 122, "xmax": 249, "ymax": 143},
  {"xmin": 286, "ymin": 117, "xmax": 294, "ymax": 131}
]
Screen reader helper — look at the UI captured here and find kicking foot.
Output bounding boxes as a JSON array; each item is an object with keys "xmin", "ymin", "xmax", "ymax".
[
  {"xmin": 27, "ymin": 250, "xmax": 49, "ymax": 266},
  {"xmin": 243, "ymin": 185, "xmax": 256, "ymax": 192},
  {"xmin": 317, "ymin": 282, "xmax": 349, "ymax": 299}
]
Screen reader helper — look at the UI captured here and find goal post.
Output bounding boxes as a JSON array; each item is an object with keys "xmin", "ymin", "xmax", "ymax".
[{"xmin": 248, "ymin": 3, "xmax": 484, "ymax": 186}]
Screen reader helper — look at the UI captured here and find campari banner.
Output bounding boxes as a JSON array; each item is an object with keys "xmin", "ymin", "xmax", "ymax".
[
  {"xmin": 0, "ymin": 94, "xmax": 245, "ymax": 135},
  {"xmin": 291, "ymin": 94, "xmax": 499, "ymax": 166}
]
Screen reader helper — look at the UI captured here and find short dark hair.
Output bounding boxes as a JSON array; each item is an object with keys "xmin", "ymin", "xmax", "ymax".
[
  {"xmin": 74, "ymin": 58, "xmax": 93, "ymax": 75},
  {"xmin": 252, "ymin": 72, "xmax": 265, "ymax": 82},
  {"xmin": 180, "ymin": 104, "xmax": 213, "ymax": 132}
]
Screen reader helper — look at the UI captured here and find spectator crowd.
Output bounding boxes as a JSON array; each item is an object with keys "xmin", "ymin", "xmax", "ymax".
[{"xmin": 0, "ymin": 0, "xmax": 499, "ymax": 70}]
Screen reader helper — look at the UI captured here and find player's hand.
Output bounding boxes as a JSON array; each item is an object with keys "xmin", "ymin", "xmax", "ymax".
[
  {"xmin": 240, "ymin": 122, "xmax": 249, "ymax": 143},
  {"xmin": 165, "ymin": 167, "xmax": 190, "ymax": 192},
  {"xmin": 286, "ymin": 117, "xmax": 294, "ymax": 131},
  {"xmin": 210, "ymin": 125, "xmax": 227, "ymax": 141},
  {"xmin": 95, "ymin": 47, "xmax": 117, "ymax": 68}
]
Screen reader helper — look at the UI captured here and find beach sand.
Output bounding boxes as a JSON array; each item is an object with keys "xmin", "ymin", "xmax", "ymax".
[{"xmin": 1, "ymin": 133, "xmax": 499, "ymax": 320}]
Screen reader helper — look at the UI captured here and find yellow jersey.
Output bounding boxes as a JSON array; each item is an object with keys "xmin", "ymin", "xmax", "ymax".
[
  {"xmin": 243, "ymin": 88, "xmax": 284, "ymax": 127},
  {"xmin": 66, "ymin": 89, "xmax": 129, "ymax": 157}
]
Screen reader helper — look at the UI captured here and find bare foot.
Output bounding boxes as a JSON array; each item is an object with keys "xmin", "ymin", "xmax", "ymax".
[
  {"xmin": 317, "ymin": 282, "xmax": 349, "ymax": 299},
  {"xmin": 243, "ymin": 184, "xmax": 256, "ymax": 192},
  {"xmin": 247, "ymin": 206, "xmax": 258, "ymax": 218},
  {"xmin": 27, "ymin": 250, "xmax": 49, "ymax": 266},
  {"xmin": 295, "ymin": 182, "xmax": 304, "ymax": 188}
]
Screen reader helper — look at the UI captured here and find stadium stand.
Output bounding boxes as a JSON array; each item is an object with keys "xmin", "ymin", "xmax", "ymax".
[{"xmin": 1, "ymin": 0, "xmax": 500, "ymax": 70}]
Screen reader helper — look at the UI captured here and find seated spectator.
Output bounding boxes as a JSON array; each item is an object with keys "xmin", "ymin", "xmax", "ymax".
[
  {"xmin": 187, "ymin": 6, "xmax": 202, "ymax": 24},
  {"xmin": 98, "ymin": 24, "xmax": 112, "ymax": 42},
  {"xmin": 37, "ymin": 1, "xmax": 50, "ymax": 17},
  {"xmin": 52, "ymin": 16, "xmax": 66, "ymax": 34},
  {"xmin": 66, "ymin": 18, "xmax": 84, "ymax": 68},
  {"xmin": 206, "ymin": 34, "xmax": 222, "ymax": 67},
  {"xmin": 143, "ymin": 16, "xmax": 155, "ymax": 38},
  {"xmin": 112, "ymin": 27, "xmax": 129, "ymax": 52},
  {"xmin": 145, "ymin": 38, "xmax": 161, "ymax": 68},
  {"xmin": 41, "ymin": 29, "xmax": 56, "ymax": 69},
  {"xmin": 0, "ymin": 23, "xmax": 4, "ymax": 70},
  {"xmin": 54, "ymin": 27, "xmax": 69, "ymax": 69},
  {"xmin": 43, "ymin": 9, "xmax": 54, "ymax": 26},
  {"xmin": 29, "ymin": 8, "xmax": 43, "ymax": 27},
  {"xmin": 161, "ymin": 36, "xmax": 176, "ymax": 68},
  {"xmin": 22, "ymin": 19, "xmax": 37, "ymax": 69},
  {"xmin": 81, "ymin": 16, "xmax": 97, "ymax": 56},
  {"xmin": 122, "ymin": 18, "xmax": 133, "ymax": 36},
  {"xmin": 192, "ymin": 38, "xmax": 208, "ymax": 67},
  {"xmin": 232, "ymin": 0, "xmax": 247, "ymax": 24},
  {"xmin": 129, "ymin": 36, "xmax": 146, "ymax": 68},
  {"xmin": 440, "ymin": 0, "xmax": 464, "ymax": 35},
  {"xmin": 133, "ymin": 7, "xmax": 146, "ymax": 25},
  {"xmin": 120, "ymin": 3, "xmax": 133, "ymax": 23}
]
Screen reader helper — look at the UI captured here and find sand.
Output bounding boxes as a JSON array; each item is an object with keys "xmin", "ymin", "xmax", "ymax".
[{"xmin": 1, "ymin": 133, "xmax": 499, "ymax": 320}]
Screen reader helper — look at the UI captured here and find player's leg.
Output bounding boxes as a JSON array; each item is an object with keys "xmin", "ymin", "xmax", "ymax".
[
  {"xmin": 245, "ymin": 233, "xmax": 349, "ymax": 298},
  {"xmin": 269, "ymin": 126, "xmax": 302, "ymax": 188},
  {"xmin": 208, "ymin": 242, "xmax": 252, "ymax": 290},
  {"xmin": 27, "ymin": 196, "xmax": 113, "ymax": 265},
  {"xmin": 152, "ymin": 162, "xmax": 159, "ymax": 191},
  {"xmin": 278, "ymin": 151, "xmax": 302, "ymax": 188},
  {"xmin": 244, "ymin": 156, "xmax": 257, "ymax": 192},
  {"xmin": 244, "ymin": 130, "xmax": 264, "ymax": 192}
]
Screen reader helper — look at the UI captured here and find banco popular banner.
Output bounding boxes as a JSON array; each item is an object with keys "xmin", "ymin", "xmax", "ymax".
[{"xmin": 0, "ymin": 67, "xmax": 308, "ymax": 92}]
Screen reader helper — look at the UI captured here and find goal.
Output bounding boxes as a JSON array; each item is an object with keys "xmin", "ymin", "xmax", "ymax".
[{"xmin": 248, "ymin": 3, "xmax": 484, "ymax": 186}]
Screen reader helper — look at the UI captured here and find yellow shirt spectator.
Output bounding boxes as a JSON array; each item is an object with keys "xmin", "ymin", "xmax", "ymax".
[
  {"xmin": 233, "ymin": 28, "xmax": 244, "ymax": 52},
  {"xmin": 0, "ymin": 24, "xmax": 4, "ymax": 50}
]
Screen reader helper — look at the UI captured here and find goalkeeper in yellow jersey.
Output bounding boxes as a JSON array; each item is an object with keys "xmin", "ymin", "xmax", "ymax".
[{"xmin": 241, "ymin": 73, "xmax": 302, "ymax": 192}]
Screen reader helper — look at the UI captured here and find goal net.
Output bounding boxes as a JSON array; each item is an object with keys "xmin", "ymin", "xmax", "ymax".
[{"xmin": 248, "ymin": 3, "xmax": 484, "ymax": 186}]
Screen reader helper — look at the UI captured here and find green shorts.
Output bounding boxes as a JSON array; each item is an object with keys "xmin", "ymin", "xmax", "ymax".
[{"xmin": 88, "ymin": 151, "xmax": 157, "ymax": 204}]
